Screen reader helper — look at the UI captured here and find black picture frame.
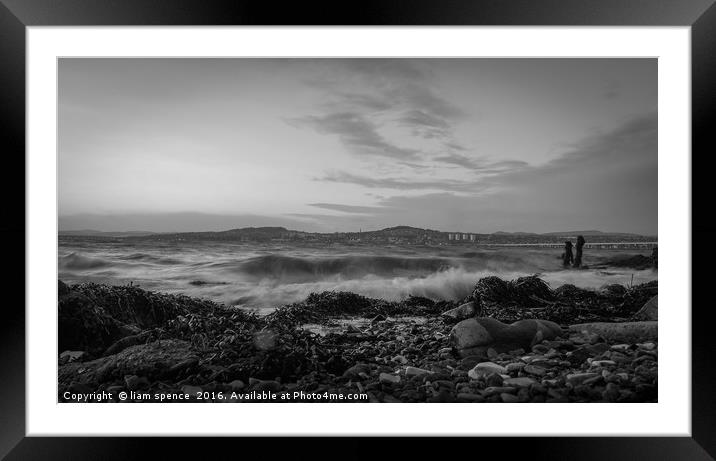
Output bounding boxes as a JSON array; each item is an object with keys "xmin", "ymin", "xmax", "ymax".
[{"xmin": 2, "ymin": 0, "xmax": 714, "ymax": 459}]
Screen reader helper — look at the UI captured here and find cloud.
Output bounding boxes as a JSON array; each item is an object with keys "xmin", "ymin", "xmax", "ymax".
[
  {"xmin": 287, "ymin": 112, "xmax": 419, "ymax": 160},
  {"xmin": 308, "ymin": 202, "xmax": 387, "ymax": 214},
  {"xmin": 288, "ymin": 59, "xmax": 467, "ymax": 163},
  {"xmin": 311, "ymin": 113, "xmax": 657, "ymax": 234},
  {"xmin": 433, "ymin": 154, "xmax": 529, "ymax": 174},
  {"xmin": 433, "ymin": 153, "xmax": 485, "ymax": 170},
  {"xmin": 397, "ymin": 109, "xmax": 452, "ymax": 140},
  {"xmin": 329, "ymin": 93, "xmax": 393, "ymax": 112},
  {"xmin": 319, "ymin": 170, "xmax": 483, "ymax": 192}
]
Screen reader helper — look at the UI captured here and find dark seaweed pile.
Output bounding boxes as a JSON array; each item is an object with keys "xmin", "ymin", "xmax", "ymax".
[{"xmin": 471, "ymin": 275, "xmax": 657, "ymax": 324}]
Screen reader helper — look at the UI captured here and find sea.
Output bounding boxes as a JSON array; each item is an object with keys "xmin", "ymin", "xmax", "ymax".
[{"xmin": 58, "ymin": 237, "xmax": 658, "ymax": 312}]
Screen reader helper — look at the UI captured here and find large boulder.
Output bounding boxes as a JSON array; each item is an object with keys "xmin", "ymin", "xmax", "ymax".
[
  {"xmin": 568, "ymin": 321, "xmax": 657, "ymax": 343},
  {"xmin": 450, "ymin": 317, "xmax": 563, "ymax": 357},
  {"xmin": 59, "ymin": 339, "xmax": 199, "ymax": 387},
  {"xmin": 633, "ymin": 295, "xmax": 658, "ymax": 321},
  {"xmin": 449, "ymin": 318, "xmax": 493, "ymax": 349}
]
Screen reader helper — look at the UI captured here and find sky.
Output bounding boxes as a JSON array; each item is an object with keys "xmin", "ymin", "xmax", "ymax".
[{"xmin": 58, "ymin": 58, "xmax": 657, "ymax": 235}]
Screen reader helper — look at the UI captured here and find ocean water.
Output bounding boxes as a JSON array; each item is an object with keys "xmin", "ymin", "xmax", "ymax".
[{"xmin": 58, "ymin": 237, "xmax": 657, "ymax": 310}]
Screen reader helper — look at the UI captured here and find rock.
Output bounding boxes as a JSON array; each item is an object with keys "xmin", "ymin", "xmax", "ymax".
[
  {"xmin": 450, "ymin": 317, "xmax": 562, "ymax": 355},
  {"xmin": 589, "ymin": 360, "xmax": 616, "ymax": 368},
  {"xmin": 568, "ymin": 322, "xmax": 657, "ymax": 343},
  {"xmin": 343, "ymin": 363, "xmax": 371, "ymax": 378},
  {"xmin": 379, "ymin": 373, "xmax": 401, "ymax": 384},
  {"xmin": 59, "ymin": 339, "xmax": 199, "ymax": 386},
  {"xmin": 124, "ymin": 374, "xmax": 149, "ymax": 391},
  {"xmin": 228, "ymin": 380, "xmax": 245, "ymax": 391},
  {"xmin": 639, "ymin": 342, "xmax": 656, "ymax": 350},
  {"xmin": 486, "ymin": 373, "xmax": 504, "ymax": 387},
  {"xmin": 506, "ymin": 362, "xmax": 526, "ymax": 373},
  {"xmin": 253, "ymin": 330, "xmax": 278, "ymax": 351},
  {"xmin": 459, "ymin": 355, "xmax": 488, "ymax": 370},
  {"xmin": 503, "ymin": 377, "xmax": 536, "ymax": 387},
  {"xmin": 449, "ymin": 318, "xmax": 493, "ymax": 350},
  {"xmin": 182, "ymin": 385, "xmax": 203, "ymax": 396},
  {"xmin": 523, "ymin": 364, "xmax": 546, "ymax": 376},
  {"xmin": 370, "ymin": 314, "xmax": 387, "ymax": 323},
  {"xmin": 566, "ymin": 372, "xmax": 599, "ymax": 385},
  {"xmin": 441, "ymin": 301, "xmax": 477, "ymax": 322},
  {"xmin": 633, "ymin": 296, "xmax": 658, "ymax": 321},
  {"xmin": 168, "ymin": 357, "xmax": 199, "ymax": 376},
  {"xmin": 405, "ymin": 366, "xmax": 432, "ymax": 377},
  {"xmin": 391, "ymin": 355, "xmax": 408, "ymax": 365},
  {"xmin": 501, "ymin": 393, "xmax": 520, "ymax": 403},
  {"xmin": 250, "ymin": 379, "xmax": 281, "ymax": 392},
  {"xmin": 468, "ymin": 362, "xmax": 507, "ymax": 379},
  {"xmin": 59, "ymin": 350, "xmax": 87, "ymax": 364},
  {"xmin": 483, "ymin": 386, "xmax": 516, "ymax": 396},
  {"xmin": 634, "ymin": 295, "xmax": 659, "ymax": 320},
  {"xmin": 457, "ymin": 393, "xmax": 485, "ymax": 402},
  {"xmin": 602, "ymin": 382, "xmax": 621, "ymax": 402},
  {"xmin": 103, "ymin": 331, "xmax": 153, "ymax": 356}
]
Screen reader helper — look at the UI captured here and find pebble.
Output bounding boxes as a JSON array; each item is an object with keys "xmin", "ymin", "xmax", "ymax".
[
  {"xmin": 483, "ymin": 386, "xmax": 516, "ymax": 396},
  {"xmin": 468, "ymin": 362, "xmax": 507, "ymax": 380},
  {"xmin": 379, "ymin": 373, "xmax": 401, "ymax": 384},
  {"xmin": 405, "ymin": 366, "xmax": 432, "ymax": 377},
  {"xmin": 506, "ymin": 362, "xmax": 526, "ymax": 373},
  {"xmin": 124, "ymin": 375, "xmax": 149, "ymax": 391},
  {"xmin": 457, "ymin": 393, "xmax": 485, "ymax": 402},
  {"xmin": 503, "ymin": 377, "xmax": 536, "ymax": 388},
  {"xmin": 589, "ymin": 360, "xmax": 616, "ymax": 368},
  {"xmin": 228, "ymin": 380, "xmax": 245, "ymax": 391},
  {"xmin": 566, "ymin": 373, "xmax": 599, "ymax": 385},
  {"xmin": 181, "ymin": 385, "xmax": 203, "ymax": 396},
  {"xmin": 523, "ymin": 364, "xmax": 546, "ymax": 376},
  {"xmin": 486, "ymin": 373, "xmax": 504, "ymax": 387},
  {"xmin": 59, "ymin": 350, "xmax": 86, "ymax": 364},
  {"xmin": 603, "ymin": 382, "xmax": 621, "ymax": 402}
]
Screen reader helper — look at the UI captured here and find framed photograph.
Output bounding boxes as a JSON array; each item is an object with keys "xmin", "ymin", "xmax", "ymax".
[{"xmin": 3, "ymin": 0, "xmax": 714, "ymax": 458}]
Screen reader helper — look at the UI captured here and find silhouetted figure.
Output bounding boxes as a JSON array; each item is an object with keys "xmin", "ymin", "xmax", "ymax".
[
  {"xmin": 563, "ymin": 241, "xmax": 574, "ymax": 267},
  {"xmin": 574, "ymin": 235, "xmax": 585, "ymax": 267},
  {"xmin": 651, "ymin": 247, "xmax": 658, "ymax": 269}
]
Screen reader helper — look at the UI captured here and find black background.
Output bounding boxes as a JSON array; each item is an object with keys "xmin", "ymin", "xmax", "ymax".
[{"xmin": 1, "ymin": 0, "xmax": 714, "ymax": 459}]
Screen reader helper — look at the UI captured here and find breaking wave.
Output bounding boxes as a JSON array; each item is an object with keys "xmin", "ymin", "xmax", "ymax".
[{"xmin": 58, "ymin": 239, "xmax": 658, "ymax": 309}]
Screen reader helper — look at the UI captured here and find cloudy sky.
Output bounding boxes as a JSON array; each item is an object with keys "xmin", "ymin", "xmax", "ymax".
[{"xmin": 59, "ymin": 58, "xmax": 657, "ymax": 234}]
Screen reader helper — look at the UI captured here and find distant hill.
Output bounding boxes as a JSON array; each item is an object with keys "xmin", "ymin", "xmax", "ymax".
[
  {"xmin": 59, "ymin": 230, "xmax": 156, "ymax": 238},
  {"xmin": 56, "ymin": 225, "xmax": 653, "ymax": 245},
  {"xmin": 541, "ymin": 230, "xmax": 643, "ymax": 237}
]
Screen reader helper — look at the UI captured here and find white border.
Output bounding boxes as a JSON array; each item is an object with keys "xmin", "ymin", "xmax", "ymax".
[{"xmin": 27, "ymin": 27, "xmax": 691, "ymax": 436}]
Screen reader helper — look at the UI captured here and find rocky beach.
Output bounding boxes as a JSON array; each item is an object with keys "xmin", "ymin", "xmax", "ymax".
[{"xmin": 58, "ymin": 274, "xmax": 658, "ymax": 403}]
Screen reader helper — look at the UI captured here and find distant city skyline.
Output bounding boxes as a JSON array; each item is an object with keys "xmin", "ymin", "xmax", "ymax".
[{"xmin": 59, "ymin": 58, "xmax": 657, "ymax": 234}]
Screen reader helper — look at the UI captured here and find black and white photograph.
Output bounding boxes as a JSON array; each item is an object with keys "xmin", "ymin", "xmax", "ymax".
[{"xmin": 57, "ymin": 57, "xmax": 658, "ymax": 404}]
